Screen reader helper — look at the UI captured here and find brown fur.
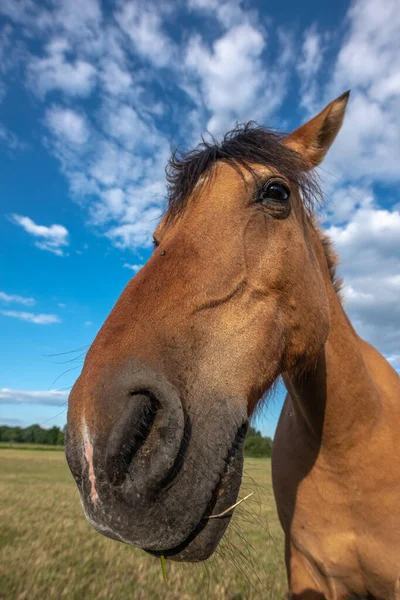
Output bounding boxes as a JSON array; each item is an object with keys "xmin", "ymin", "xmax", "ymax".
[{"xmin": 67, "ymin": 92, "xmax": 400, "ymax": 597}]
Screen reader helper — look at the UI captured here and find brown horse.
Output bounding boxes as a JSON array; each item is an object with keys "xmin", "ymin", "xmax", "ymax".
[{"xmin": 66, "ymin": 91, "xmax": 400, "ymax": 599}]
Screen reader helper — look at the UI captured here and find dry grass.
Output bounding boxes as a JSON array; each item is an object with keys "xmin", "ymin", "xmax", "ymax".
[{"xmin": 0, "ymin": 449, "xmax": 287, "ymax": 599}]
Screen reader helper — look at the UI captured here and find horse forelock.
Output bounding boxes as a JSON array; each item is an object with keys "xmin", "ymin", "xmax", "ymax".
[{"xmin": 165, "ymin": 122, "xmax": 322, "ymax": 221}]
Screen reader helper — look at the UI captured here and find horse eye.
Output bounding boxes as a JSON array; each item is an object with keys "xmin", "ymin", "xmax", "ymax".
[{"xmin": 259, "ymin": 182, "xmax": 290, "ymax": 203}]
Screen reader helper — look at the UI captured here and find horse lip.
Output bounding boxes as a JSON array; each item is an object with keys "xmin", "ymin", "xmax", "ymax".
[
  {"xmin": 144, "ymin": 469, "xmax": 224, "ymax": 558},
  {"xmin": 144, "ymin": 420, "xmax": 248, "ymax": 559}
]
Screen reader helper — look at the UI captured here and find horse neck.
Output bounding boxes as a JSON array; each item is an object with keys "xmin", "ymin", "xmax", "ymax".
[{"xmin": 283, "ymin": 223, "xmax": 381, "ymax": 453}]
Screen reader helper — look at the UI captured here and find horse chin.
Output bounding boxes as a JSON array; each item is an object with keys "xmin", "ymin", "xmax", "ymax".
[{"xmin": 145, "ymin": 429, "xmax": 246, "ymax": 562}]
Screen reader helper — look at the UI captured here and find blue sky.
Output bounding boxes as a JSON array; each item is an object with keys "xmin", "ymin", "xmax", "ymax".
[{"xmin": 0, "ymin": 0, "xmax": 399, "ymax": 438}]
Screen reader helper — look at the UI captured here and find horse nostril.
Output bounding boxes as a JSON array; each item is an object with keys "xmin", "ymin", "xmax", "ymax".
[{"xmin": 105, "ymin": 391, "xmax": 160, "ymax": 486}]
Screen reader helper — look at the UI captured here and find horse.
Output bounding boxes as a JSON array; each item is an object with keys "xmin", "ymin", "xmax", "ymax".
[{"xmin": 66, "ymin": 91, "xmax": 400, "ymax": 599}]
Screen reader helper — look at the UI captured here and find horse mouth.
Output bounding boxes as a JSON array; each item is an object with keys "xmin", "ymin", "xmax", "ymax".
[
  {"xmin": 67, "ymin": 390, "xmax": 248, "ymax": 563},
  {"xmin": 145, "ymin": 422, "xmax": 248, "ymax": 562}
]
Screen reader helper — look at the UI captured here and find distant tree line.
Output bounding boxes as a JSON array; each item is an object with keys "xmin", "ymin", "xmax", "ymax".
[
  {"xmin": 0, "ymin": 424, "xmax": 65, "ymax": 446},
  {"xmin": 0, "ymin": 423, "xmax": 272, "ymax": 456},
  {"xmin": 244, "ymin": 426, "xmax": 272, "ymax": 457}
]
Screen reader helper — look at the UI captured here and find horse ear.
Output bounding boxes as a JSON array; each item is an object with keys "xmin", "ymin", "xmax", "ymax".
[{"xmin": 284, "ymin": 91, "xmax": 350, "ymax": 167}]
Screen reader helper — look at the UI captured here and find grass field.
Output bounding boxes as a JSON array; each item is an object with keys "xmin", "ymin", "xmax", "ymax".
[
  {"xmin": 0, "ymin": 449, "xmax": 287, "ymax": 599},
  {"xmin": 0, "ymin": 442, "xmax": 64, "ymax": 451}
]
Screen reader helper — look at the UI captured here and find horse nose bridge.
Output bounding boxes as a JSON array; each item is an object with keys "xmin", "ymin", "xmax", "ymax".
[{"xmin": 95, "ymin": 270, "xmax": 193, "ymax": 359}]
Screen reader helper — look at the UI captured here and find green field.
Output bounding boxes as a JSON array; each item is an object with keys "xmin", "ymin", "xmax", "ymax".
[
  {"xmin": 0, "ymin": 449, "xmax": 287, "ymax": 599},
  {"xmin": 0, "ymin": 442, "xmax": 64, "ymax": 451}
]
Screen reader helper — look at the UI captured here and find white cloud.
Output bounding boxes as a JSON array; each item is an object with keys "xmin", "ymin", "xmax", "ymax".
[
  {"xmin": 0, "ymin": 122, "xmax": 27, "ymax": 151},
  {"xmin": 28, "ymin": 37, "xmax": 96, "ymax": 97},
  {"xmin": 57, "ymin": 303, "xmax": 66, "ymax": 308},
  {"xmin": 331, "ymin": 0, "xmax": 400, "ymax": 94},
  {"xmin": 123, "ymin": 263, "xmax": 143, "ymax": 273},
  {"xmin": 0, "ymin": 388, "xmax": 68, "ymax": 405},
  {"xmin": 50, "ymin": 0, "xmax": 102, "ymax": 47},
  {"xmin": 10, "ymin": 214, "xmax": 69, "ymax": 256},
  {"xmin": 89, "ymin": 188, "xmax": 126, "ymax": 224},
  {"xmin": 324, "ymin": 185, "xmax": 373, "ymax": 226},
  {"xmin": 106, "ymin": 205, "xmax": 162, "ymax": 248},
  {"xmin": 46, "ymin": 106, "xmax": 89, "ymax": 145},
  {"xmin": 329, "ymin": 206, "xmax": 400, "ymax": 262},
  {"xmin": 0, "ymin": 0, "xmax": 51, "ymax": 31},
  {"xmin": 185, "ymin": 23, "xmax": 292, "ymax": 134},
  {"xmin": 0, "ymin": 310, "xmax": 61, "ymax": 324},
  {"xmin": 0, "ymin": 291, "xmax": 35, "ymax": 306},
  {"xmin": 326, "ymin": 195, "xmax": 400, "ymax": 363},
  {"xmin": 115, "ymin": 1, "xmax": 174, "ymax": 67},
  {"xmin": 187, "ymin": 0, "xmax": 252, "ymax": 29},
  {"xmin": 84, "ymin": 321, "xmax": 93, "ymax": 326},
  {"xmin": 185, "ymin": 25, "xmax": 265, "ymax": 133},
  {"xmin": 100, "ymin": 58, "xmax": 132, "ymax": 96},
  {"xmin": 0, "ymin": 23, "xmax": 24, "ymax": 106},
  {"xmin": 387, "ymin": 355, "xmax": 400, "ymax": 369},
  {"xmin": 288, "ymin": 0, "xmax": 400, "ymax": 368},
  {"xmin": 297, "ymin": 26, "xmax": 325, "ymax": 114},
  {"xmin": 49, "ymin": 126, "xmax": 168, "ymax": 248},
  {"xmin": 88, "ymin": 140, "xmax": 144, "ymax": 189},
  {"xmin": 298, "ymin": 27, "xmax": 322, "ymax": 80},
  {"xmin": 61, "ymin": 105, "xmax": 170, "ymax": 245},
  {"xmin": 319, "ymin": 0, "xmax": 400, "ymax": 184},
  {"xmin": 0, "ymin": 1, "xmax": 171, "ymax": 254},
  {"xmin": 40, "ymin": 101, "xmax": 169, "ymax": 250},
  {"xmin": 0, "ymin": 0, "xmax": 103, "ymax": 55},
  {"xmin": 101, "ymin": 188, "xmax": 125, "ymax": 216},
  {"xmin": 105, "ymin": 104, "xmax": 155, "ymax": 151}
]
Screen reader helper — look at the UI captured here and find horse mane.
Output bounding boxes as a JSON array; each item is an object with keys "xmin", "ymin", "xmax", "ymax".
[
  {"xmin": 166, "ymin": 121, "xmax": 342, "ymax": 295},
  {"xmin": 314, "ymin": 221, "xmax": 344, "ymax": 296},
  {"xmin": 166, "ymin": 122, "xmax": 322, "ymax": 217}
]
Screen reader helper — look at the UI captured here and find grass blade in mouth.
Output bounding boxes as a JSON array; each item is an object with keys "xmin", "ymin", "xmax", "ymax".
[
  {"xmin": 160, "ymin": 553, "xmax": 167, "ymax": 581},
  {"xmin": 205, "ymin": 492, "xmax": 254, "ymax": 519}
]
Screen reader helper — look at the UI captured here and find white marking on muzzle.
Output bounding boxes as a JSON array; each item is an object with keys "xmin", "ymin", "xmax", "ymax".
[{"xmin": 82, "ymin": 421, "xmax": 99, "ymax": 504}]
